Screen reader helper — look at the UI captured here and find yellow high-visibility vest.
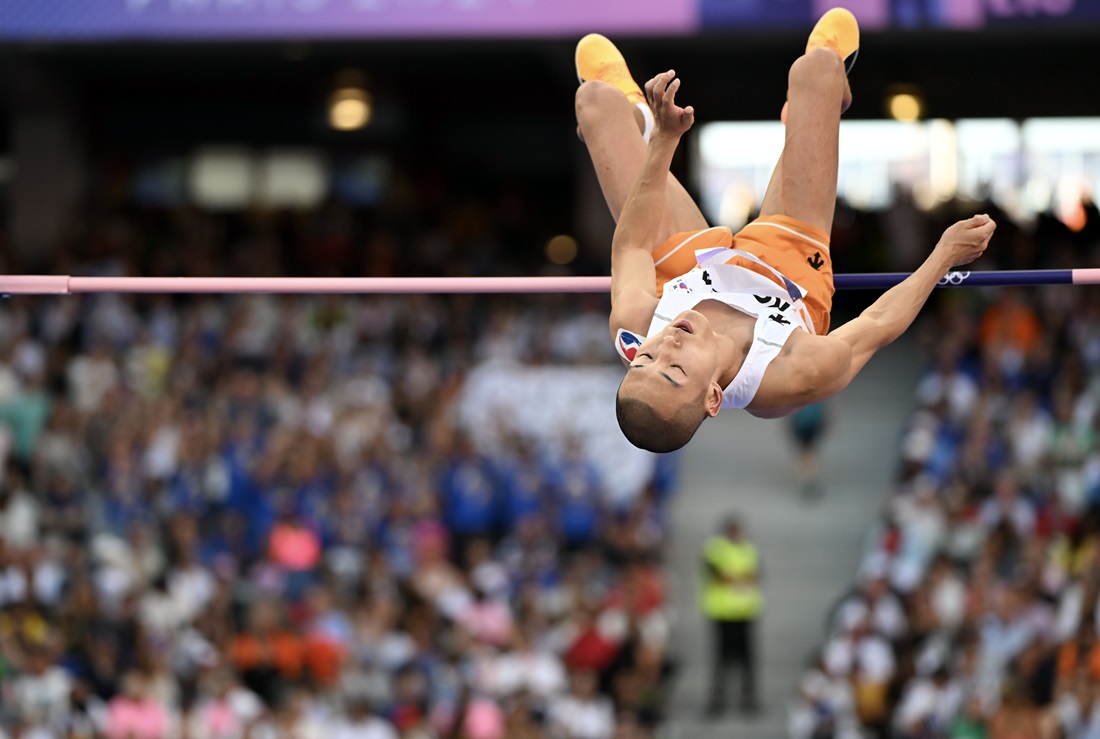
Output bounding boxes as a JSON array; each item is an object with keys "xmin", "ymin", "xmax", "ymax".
[{"xmin": 701, "ymin": 536, "xmax": 763, "ymax": 620}]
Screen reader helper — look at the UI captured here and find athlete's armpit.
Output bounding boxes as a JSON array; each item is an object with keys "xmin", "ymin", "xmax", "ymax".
[{"xmin": 751, "ymin": 332, "xmax": 853, "ymax": 409}]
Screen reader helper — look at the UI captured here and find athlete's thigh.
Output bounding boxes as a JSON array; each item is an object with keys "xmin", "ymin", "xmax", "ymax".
[
  {"xmin": 663, "ymin": 174, "xmax": 710, "ymax": 236},
  {"xmin": 758, "ymin": 58, "xmax": 845, "ymax": 235},
  {"xmin": 580, "ymin": 89, "xmax": 709, "ymax": 239},
  {"xmin": 758, "ymin": 152, "xmax": 785, "ymax": 220},
  {"xmin": 758, "ymin": 113, "xmax": 839, "ymax": 235},
  {"xmin": 593, "ymin": 143, "xmax": 710, "ymax": 238}
]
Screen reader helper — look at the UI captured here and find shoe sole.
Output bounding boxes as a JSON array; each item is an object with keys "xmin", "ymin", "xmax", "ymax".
[{"xmin": 844, "ymin": 49, "xmax": 859, "ymax": 75}]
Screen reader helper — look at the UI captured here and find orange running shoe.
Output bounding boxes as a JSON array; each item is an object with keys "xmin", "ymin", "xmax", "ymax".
[
  {"xmin": 806, "ymin": 7, "xmax": 860, "ymax": 74},
  {"xmin": 781, "ymin": 8, "xmax": 859, "ymax": 125},
  {"xmin": 575, "ymin": 33, "xmax": 646, "ymax": 105}
]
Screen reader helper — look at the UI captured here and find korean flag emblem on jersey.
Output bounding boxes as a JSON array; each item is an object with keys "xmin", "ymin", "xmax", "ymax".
[{"xmin": 615, "ymin": 328, "xmax": 644, "ymax": 363}]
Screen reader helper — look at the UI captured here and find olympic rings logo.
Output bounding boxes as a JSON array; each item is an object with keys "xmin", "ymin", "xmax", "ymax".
[{"xmin": 939, "ymin": 271, "xmax": 971, "ymax": 286}]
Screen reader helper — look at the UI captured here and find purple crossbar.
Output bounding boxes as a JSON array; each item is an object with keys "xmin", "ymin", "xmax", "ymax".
[{"xmin": 835, "ymin": 269, "xmax": 1078, "ymax": 290}]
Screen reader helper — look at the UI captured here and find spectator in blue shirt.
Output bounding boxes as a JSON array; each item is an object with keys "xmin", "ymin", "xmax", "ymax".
[
  {"xmin": 497, "ymin": 436, "xmax": 549, "ymax": 532},
  {"xmin": 439, "ymin": 431, "xmax": 498, "ymax": 564},
  {"xmin": 550, "ymin": 437, "xmax": 605, "ymax": 551}
]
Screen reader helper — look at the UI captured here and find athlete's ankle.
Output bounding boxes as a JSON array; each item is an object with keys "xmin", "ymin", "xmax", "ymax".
[{"xmin": 788, "ymin": 49, "xmax": 848, "ymax": 104}]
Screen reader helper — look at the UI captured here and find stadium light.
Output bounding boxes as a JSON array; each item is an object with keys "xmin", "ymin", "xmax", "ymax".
[
  {"xmin": 329, "ymin": 88, "xmax": 372, "ymax": 131},
  {"xmin": 545, "ymin": 235, "xmax": 579, "ymax": 265},
  {"xmin": 328, "ymin": 70, "xmax": 372, "ymax": 131},
  {"xmin": 887, "ymin": 86, "xmax": 923, "ymax": 122}
]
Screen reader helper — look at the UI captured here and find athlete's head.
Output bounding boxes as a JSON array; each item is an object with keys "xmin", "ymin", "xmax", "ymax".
[{"xmin": 616, "ymin": 310, "xmax": 726, "ymax": 453}]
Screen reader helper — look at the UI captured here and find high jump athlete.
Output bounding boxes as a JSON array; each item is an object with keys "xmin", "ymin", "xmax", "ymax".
[{"xmin": 574, "ymin": 9, "xmax": 996, "ymax": 452}]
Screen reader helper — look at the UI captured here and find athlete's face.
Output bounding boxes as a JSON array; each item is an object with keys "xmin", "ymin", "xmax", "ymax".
[{"xmin": 618, "ymin": 310, "xmax": 724, "ymax": 418}]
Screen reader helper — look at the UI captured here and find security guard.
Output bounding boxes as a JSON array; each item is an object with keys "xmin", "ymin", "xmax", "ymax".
[{"xmin": 701, "ymin": 514, "xmax": 762, "ymax": 715}]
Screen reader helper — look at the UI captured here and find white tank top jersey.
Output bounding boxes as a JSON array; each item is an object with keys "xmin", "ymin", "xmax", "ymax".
[{"xmin": 614, "ymin": 247, "xmax": 815, "ymax": 409}]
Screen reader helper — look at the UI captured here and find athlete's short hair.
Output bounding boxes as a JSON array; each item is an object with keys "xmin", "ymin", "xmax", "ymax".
[{"xmin": 615, "ymin": 391, "xmax": 708, "ymax": 453}]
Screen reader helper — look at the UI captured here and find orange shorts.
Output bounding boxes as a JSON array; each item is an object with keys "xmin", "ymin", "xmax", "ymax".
[{"xmin": 651, "ymin": 215, "xmax": 834, "ymax": 334}]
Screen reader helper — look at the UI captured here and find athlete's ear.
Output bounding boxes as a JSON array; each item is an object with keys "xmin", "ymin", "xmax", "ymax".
[{"xmin": 704, "ymin": 381, "xmax": 723, "ymax": 417}]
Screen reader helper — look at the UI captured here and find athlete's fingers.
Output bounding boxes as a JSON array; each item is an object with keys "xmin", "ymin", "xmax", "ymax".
[
  {"xmin": 971, "ymin": 220, "xmax": 996, "ymax": 242},
  {"xmin": 644, "ymin": 74, "xmax": 664, "ymax": 109},
  {"xmin": 664, "ymin": 77, "xmax": 681, "ymax": 110},
  {"xmin": 660, "ymin": 70, "xmax": 677, "ymax": 105},
  {"xmin": 648, "ymin": 74, "xmax": 664, "ymax": 109},
  {"xmin": 649, "ymin": 70, "xmax": 674, "ymax": 109}
]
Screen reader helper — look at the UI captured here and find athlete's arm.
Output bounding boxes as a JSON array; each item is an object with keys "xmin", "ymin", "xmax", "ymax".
[
  {"xmin": 609, "ymin": 70, "xmax": 695, "ymax": 337},
  {"xmin": 753, "ymin": 215, "xmax": 995, "ymax": 412},
  {"xmin": 815, "ymin": 214, "xmax": 997, "ymax": 397}
]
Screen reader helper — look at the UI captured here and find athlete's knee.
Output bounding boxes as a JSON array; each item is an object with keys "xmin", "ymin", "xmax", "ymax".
[
  {"xmin": 575, "ymin": 80, "xmax": 624, "ymax": 121},
  {"xmin": 787, "ymin": 48, "xmax": 846, "ymax": 96}
]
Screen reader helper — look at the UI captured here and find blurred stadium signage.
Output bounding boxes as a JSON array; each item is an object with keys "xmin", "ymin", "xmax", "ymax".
[
  {"xmin": 0, "ymin": 0, "xmax": 697, "ymax": 39},
  {"xmin": 0, "ymin": 0, "xmax": 1097, "ymax": 39},
  {"xmin": 700, "ymin": 0, "xmax": 1100, "ymax": 31}
]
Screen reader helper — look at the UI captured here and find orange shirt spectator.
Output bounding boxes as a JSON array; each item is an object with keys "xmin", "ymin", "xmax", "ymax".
[
  {"xmin": 1056, "ymin": 638, "xmax": 1100, "ymax": 681},
  {"xmin": 303, "ymin": 634, "xmax": 344, "ymax": 686},
  {"xmin": 230, "ymin": 631, "xmax": 306, "ymax": 679},
  {"xmin": 230, "ymin": 600, "xmax": 306, "ymax": 680},
  {"xmin": 978, "ymin": 290, "xmax": 1042, "ymax": 360}
]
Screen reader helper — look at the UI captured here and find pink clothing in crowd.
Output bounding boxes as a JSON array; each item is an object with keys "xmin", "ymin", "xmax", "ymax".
[
  {"xmin": 269, "ymin": 523, "xmax": 322, "ymax": 571},
  {"xmin": 105, "ymin": 697, "xmax": 171, "ymax": 739}
]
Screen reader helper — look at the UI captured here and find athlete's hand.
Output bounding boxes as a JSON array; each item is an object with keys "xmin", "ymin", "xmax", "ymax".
[
  {"xmin": 935, "ymin": 214, "xmax": 996, "ymax": 267},
  {"xmin": 644, "ymin": 70, "xmax": 694, "ymax": 139}
]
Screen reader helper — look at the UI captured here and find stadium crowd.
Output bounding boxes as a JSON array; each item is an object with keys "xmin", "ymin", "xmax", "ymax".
[
  {"xmin": 0, "ymin": 201, "xmax": 676, "ymax": 739},
  {"xmin": 4, "ymin": 168, "xmax": 1100, "ymax": 739},
  {"xmin": 790, "ymin": 199, "xmax": 1100, "ymax": 739}
]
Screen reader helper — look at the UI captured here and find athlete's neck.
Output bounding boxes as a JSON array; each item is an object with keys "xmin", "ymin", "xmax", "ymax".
[{"xmin": 696, "ymin": 300, "xmax": 754, "ymax": 386}]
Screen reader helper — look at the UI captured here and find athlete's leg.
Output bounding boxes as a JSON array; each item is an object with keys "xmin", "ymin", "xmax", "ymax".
[
  {"xmin": 757, "ymin": 51, "xmax": 849, "ymax": 233},
  {"xmin": 574, "ymin": 38, "xmax": 708, "ymax": 241},
  {"xmin": 759, "ymin": 10, "xmax": 857, "ymax": 232},
  {"xmin": 758, "ymin": 151, "xmax": 786, "ymax": 218}
]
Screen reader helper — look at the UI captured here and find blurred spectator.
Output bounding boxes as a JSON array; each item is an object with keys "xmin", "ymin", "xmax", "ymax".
[
  {"xmin": 563, "ymin": 601, "xmax": 623, "ymax": 674},
  {"xmin": 0, "ymin": 470, "xmax": 38, "ymax": 551},
  {"xmin": 893, "ymin": 666, "xmax": 964, "ymax": 737},
  {"xmin": 496, "ymin": 436, "xmax": 549, "ymax": 532},
  {"xmin": 789, "ymin": 652, "xmax": 860, "ymax": 739},
  {"xmin": 978, "ymin": 287, "xmax": 1042, "ymax": 385},
  {"xmin": 916, "ymin": 343, "xmax": 979, "ymax": 425},
  {"xmin": 987, "ymin": 679, "xmax": 1045, "ymax": 738},
  {"xmin": 553, "ymin": 435, "xmax": 607, "ymax": 550},
  {"xmin": 700, "ymin": 514, "xmax": 762, "ymax": 716},
  {"xmin": 831, "ymin": 566, "xmax": 908, "ymax": 641},
  {"xmin": 824, "ymin": 615, "xmax": 896, "ymax": 733},
  {"xmin": 439, "ymin": 430, "xmax": 498, "ymax": 565},
  {"xmin": 549, "ymin": 669, "xmax": 615, "ymax": 739},
  {"xmin": 332, "ymin": 698, "xmax": 398, "ymax": 739},
  {"xmin": 787, "ymin": 401, "xmax": 830, "ymax": 498},
  {"xmin": 10, "ymin": 647, "xmax": 73, "ymax": 731},
  {"xmin": 186, "ymin": 669, "xmax": 265, "ymax": 739},
  {"xmin": 104, "ymin": 671, "xmax": 172, "ymax": 739},
  {"xmin": 230, "ymin": 599, "xmax": 306, "ymax": 704}
]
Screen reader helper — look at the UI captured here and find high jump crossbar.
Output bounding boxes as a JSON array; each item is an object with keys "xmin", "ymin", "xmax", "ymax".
[{"xmin": 1, "ymin": 269, "xmax": 1098, "ymax": 295}]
